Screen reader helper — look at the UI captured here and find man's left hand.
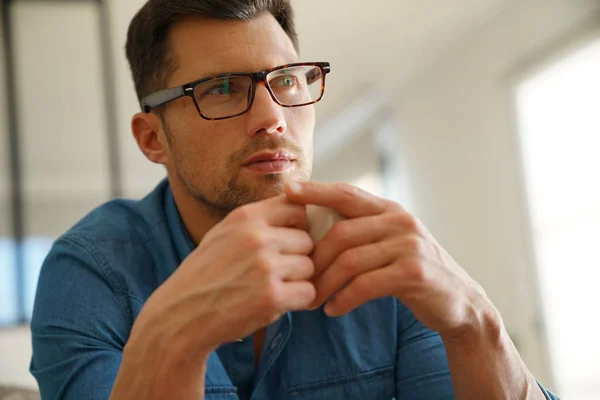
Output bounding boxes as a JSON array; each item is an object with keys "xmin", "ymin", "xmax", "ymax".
[{"xmin": 285, "ymin": 181, "xmax": 497, "ymax": 340}]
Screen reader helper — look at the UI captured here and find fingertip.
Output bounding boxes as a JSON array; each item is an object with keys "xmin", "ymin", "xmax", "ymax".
[
  {"xmin": 300, "ymin": 281, "xmax": 318, "ymax": 302},
  {"xmin": 324, "ymin": 302, "xmax": 339, "ymax": 317}
]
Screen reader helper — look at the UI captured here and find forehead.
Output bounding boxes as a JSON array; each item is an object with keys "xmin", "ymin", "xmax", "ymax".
[{"xmin": 167, "ymin": 13, "xmax": 299, "ymax": 85}]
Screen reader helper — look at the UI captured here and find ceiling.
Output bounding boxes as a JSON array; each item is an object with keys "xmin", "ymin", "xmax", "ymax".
[{"xmin": 291, "ymin": 0, "xmax": 518, "ymax": 120}]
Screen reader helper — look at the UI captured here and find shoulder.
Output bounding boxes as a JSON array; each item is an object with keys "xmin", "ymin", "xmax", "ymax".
[
  {"xmin": 65, "ymin": 181, "xmax": 170, "ymax": 246},
  {"xmin": 40, "ymin": 180, "xmax": 173, "ymax": 300}
]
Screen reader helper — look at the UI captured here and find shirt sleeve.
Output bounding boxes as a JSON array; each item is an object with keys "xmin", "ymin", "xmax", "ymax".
[
  {"xmin": 539, "ymin": 383, "xmax": 561, "ymax": 399},
  {"xmin": 394, "ymin": 302, "xmax": 562, "ymax": 400},
  {"xmin": 30, "ymin": 236, "xmax": 134, "ymax": 400},
  {"xmin": 395, "ymin": 300, "xmax": 455, "ymax": 399}
]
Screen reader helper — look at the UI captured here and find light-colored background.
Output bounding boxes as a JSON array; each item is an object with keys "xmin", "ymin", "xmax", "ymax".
[{"xmin": 1, "ymin": 0, "xmax": 599, "ymax": 395}]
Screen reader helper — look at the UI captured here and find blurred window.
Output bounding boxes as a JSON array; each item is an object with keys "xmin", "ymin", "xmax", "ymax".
[
  {"xmin": 515, "ymin": 35, "xmax": 600, "ymax": 399},
  {"xmin": 0, "ymin": 2, "xmax": 114, "ymax": 326}
]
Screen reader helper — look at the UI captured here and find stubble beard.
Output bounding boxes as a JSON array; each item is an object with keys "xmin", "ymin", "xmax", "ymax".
[{"xmin": 168, "ymin": 127, "xmax": 312, "ymax": 221}]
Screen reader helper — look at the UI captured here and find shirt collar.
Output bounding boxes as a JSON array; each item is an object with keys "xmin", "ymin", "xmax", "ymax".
[{"xmin": 164, "ymin": 181, "xmax": 196, "ymax": 263}]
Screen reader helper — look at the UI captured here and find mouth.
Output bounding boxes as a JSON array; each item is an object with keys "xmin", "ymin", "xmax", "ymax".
[{"xmin": 242, "ymin": 151, "xmax": 297, "ymax": 174}]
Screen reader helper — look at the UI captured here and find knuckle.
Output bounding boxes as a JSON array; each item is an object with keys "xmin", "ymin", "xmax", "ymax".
[
  {"xmin": 385, "ymin": 199, "xmax": 402, "ymax": 211},
  {"xmin": 338, "ymin": 249, "xmax": 360, "ymax": 275},
  {"xmin": 229, "ymin": 205, "xmax": 253, "ymax": 222},
  {"xmin": 337, "ymin": 183, "xmax": 358, "ymax": 200},
  {"xmin": 302, "ymin": 284, "xmax": 318, "ymax": 304},
  {"xmin": 244, "ymin": 231, "xmax": 269, "ymax": 250},
  {"xmin": 289, "ymin": 204, "xmax": 308, "ymax": 226},
  {"xmin": 253, "ymin": 252, "xmax": 274, "ymax": 274},
  {"xmin": 405, "ymin": 260, "xmax": 428, "ymax": 283},
  {"xmin": 259, "ymin": 280, "xmax": 283, "ymax": 310},
  {"xmin": 329, "ymin": 219, "xmax": 351, "ymax": 240},
  {"xmin": 403, "ymin": 235, "xmax": 424, "ymax": 253},
  {"xmin": 386, "ymin": 212, "xmax": 407, "ymax": 227},
  {"xmin": 299, "ymin": 256, "xmax": 316, "ymax": 277},
  {"xmin": 352, "ymin": 274, "xmax": 376, "ymax": 297},
  {"xmin": 301, "ymin": 231, "xmax": 316, "ymax": 251},
  {"xmin": 387, "ymin": 211, "xmax": 419, "ymax": 231},
  {"xmin": 400, "ymin": 213, "xmax": 420, "ymax": 231}
]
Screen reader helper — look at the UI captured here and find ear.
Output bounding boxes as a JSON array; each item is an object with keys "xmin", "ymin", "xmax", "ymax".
[{"xmin": 132, "ymin": 111, "xmax": 169, "ymax": 165}]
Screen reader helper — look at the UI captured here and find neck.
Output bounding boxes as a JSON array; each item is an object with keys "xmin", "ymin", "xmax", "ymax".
[{"xmin": 168, "ymin": 177, "xmax": 226, "ymax": 246}]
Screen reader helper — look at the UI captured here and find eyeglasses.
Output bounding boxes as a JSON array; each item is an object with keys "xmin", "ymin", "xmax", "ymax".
[{"xmin": 141, "ymin": 62, "xmax": 331, "ymax": 121}]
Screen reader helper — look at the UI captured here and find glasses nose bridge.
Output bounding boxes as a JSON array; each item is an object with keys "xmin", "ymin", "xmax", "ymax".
[
  {"xmin": 253, "ymin": 70, "xmax": 270, "ymax": 85},
  {"xmin": 251, "ymin": 70, "xmax": 277, "ymax": 100}
]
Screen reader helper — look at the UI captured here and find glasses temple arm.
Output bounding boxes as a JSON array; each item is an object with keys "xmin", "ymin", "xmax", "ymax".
[{"xmin": 141, "ymin": 86, "xmax": 186, "ymax": 112}]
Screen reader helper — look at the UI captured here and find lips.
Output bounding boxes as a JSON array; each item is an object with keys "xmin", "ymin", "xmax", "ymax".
[
  {"xmin": 242, "ymin": 150, "xmax": 297, "ymax": 174},
  {"xmin": 242, "ymin": 151, "xmax": 296, "ymax": 166}
]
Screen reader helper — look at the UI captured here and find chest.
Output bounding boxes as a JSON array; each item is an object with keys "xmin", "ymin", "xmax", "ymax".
[{"xmin": 205, "ymin": 300, "xmax": 398, "ymax": 400}]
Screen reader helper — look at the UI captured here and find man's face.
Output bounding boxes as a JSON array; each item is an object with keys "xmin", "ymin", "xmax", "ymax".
[{"xmin": 160, "ymin": 14, "xmax": 314, "ymax": 216}]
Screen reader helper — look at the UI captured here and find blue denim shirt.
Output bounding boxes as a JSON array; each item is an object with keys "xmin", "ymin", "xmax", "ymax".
[{"xmin": 30, "ymin": 179, "xmax": 559, "ymax": 400}]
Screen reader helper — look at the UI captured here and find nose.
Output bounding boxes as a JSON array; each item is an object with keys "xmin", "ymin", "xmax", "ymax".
[{"xmin": 245, "ymin": 82, "xmax": 287, "ymax": 138}]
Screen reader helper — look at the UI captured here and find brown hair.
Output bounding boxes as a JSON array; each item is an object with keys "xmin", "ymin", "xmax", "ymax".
[{"xmin": 125, "ymin": 0, "xmax": 298, "ymax": 105}]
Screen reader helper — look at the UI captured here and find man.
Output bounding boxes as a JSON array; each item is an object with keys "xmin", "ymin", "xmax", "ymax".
[{"xmin": 30, "ymin": 1, "xmax": 559, "ymax": 399}]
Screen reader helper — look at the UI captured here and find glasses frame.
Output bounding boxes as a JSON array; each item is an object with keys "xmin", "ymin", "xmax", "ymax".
[{"xmin": 141, "ymin": 62, "xmax": 331, "ymax": 121}]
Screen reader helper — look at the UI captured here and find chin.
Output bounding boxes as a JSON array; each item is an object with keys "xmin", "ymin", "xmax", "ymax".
[
  {"xmin": 235, "ymin": 169, "xmax": 311, "ymax": 204},
  {"xmin": 253, "ymin": 174, "xmax": 286, "ymax": 198}
]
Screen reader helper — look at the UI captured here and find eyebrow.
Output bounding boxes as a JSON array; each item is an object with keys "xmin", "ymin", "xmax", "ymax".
[
  {"xmin": 204, "ymin": 54, "xmax": 301, "ymax": 76},
  {"xmin": 269, "ymin": 67, "xmax": 295, "ymax": 76}
]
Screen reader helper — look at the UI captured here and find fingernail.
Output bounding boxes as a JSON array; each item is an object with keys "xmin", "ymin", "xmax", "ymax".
[{"xmin": 288, "ymin": 182, "xmax": 302, "ymax": 194}]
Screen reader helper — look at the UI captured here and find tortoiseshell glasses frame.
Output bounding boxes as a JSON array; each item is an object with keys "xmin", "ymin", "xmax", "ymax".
[{"xmin": 141, "ymin": 62, "xmax": 331, "ymax": 121}]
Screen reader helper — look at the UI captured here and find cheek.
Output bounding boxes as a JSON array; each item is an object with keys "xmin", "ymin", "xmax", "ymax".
[
  {"xmin": 287, "ymin": 107, "xmax": 315, "ymax": 151},
  {"xmin": 170, "ymin": 116, "xmax": 233, "ymax": 174}
]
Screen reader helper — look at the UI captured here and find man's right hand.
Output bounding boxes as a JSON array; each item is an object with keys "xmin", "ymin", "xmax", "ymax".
[
  {"xmin": 140, "ymin": 193, "xmax": 316, "ymax": 349},
  {"xmin": 111, "ymin": 195, "xmax": 316, "ymax": 399}
]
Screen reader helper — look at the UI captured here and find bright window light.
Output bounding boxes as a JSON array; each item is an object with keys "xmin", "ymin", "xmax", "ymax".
[{"xmin": 515, "ymin": 36, "xmax": 600, "ymax": 399}]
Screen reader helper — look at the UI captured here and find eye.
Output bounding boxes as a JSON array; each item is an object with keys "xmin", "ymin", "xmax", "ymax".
[
  {"xmin": 272, "ymin": 75, "xmax": 298, "ymax": 88},
  {"xmin": 205, "ymin": 80, "xmax": 232, "ymax": 95}
]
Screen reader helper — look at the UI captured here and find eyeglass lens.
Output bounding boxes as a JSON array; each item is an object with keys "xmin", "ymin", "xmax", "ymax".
[{"xmin": 193, "ymin": 65, "xmax": 324, "ymax": 119}]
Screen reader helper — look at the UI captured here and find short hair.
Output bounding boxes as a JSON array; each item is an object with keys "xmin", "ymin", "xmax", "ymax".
[{"xmin": 125, "ymin": 0, "xmax": 298, "ymax": 104}]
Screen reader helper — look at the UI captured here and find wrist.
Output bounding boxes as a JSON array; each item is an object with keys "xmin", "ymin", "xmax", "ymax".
[
  {"xmin": 112, "ymin": 334, "xmax": 210, "ymax": 400},
  {"xmin": 439, "ymin": 301, "xmax": 543, "ymax": 400},
  {"xmin": 112, "ymin": 308, "xmax": 215, "ymax": 399},
  {"xmin": 129, "ymin": 295, "xmax": 218, "ymax": 363},
  {"xmin": 441, "ymin": 298, "xmax": 504, "ymax": 351},
  {"xmin": 126, "ymin": 310, "xmax": 215, "ymax": 374}
]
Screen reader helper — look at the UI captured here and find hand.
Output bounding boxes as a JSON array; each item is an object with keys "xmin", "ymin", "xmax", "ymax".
[
  {"xmin": 129, "ymin": 195, "xmax": 316, "ymax": 359},
  {"xmin": 285, "ymin": 181, "xmax": 493, "ymax": 339}
]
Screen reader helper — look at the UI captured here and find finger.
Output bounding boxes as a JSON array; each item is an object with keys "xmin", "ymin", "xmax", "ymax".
[
  {"xmin": 323, "ymin": 267, "xmax": 398, "ymax": 317},
  {"xmin": 311, "ymin": 215, "xmax": 391, "ymax": 276},
  {"xmin": 279, "ymin": 281, "xmax": 317, "ymax": 311},
  {"xmin": 310, "ymin": 240, "xmax": 397, "ymax": 309},
  {"xmin": 269, "ymin": 227, "xmax": 314, "ymax": 255},
  {"xmin": 245, "ymin": 195, "xmax": 308, "ymax": 230},
  {"xmin": 275, "ymin": 254, "xmax": 315, "ymax": 281},
  {"xmin": 285, "ymin": 181, "xmax": 396, "ymax": 218}
]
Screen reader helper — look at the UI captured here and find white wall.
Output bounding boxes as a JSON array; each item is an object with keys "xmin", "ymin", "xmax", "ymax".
[
  {"xmin": 0, "ymin": 327, "xmax": 35, "ymax": 388},
  {"xmin": 313, "ymin": 130, "xmax": 382, "ymax": 186},
  {"xmin": 393, "ymin": 0, "xmax": 600, "ymax": 388},
  {"xmin": 0, "ymin": 2, "xmax": 113, "ymax": 389},
  {"xmin": 12, "ymin": 2, "xmax": 112, "ymax": 237},
  {"xmin": 0, "ymin": 5, "xmax": 33, "ymax": 391},
  {"xmin": 106, "ymin": 0, "xmax": 167, "ymax": 198}
]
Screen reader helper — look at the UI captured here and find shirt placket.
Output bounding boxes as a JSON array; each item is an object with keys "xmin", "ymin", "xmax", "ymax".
[{"xmin": 250, "ymin": 312, "xmax": 292, "ymax": 399}]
